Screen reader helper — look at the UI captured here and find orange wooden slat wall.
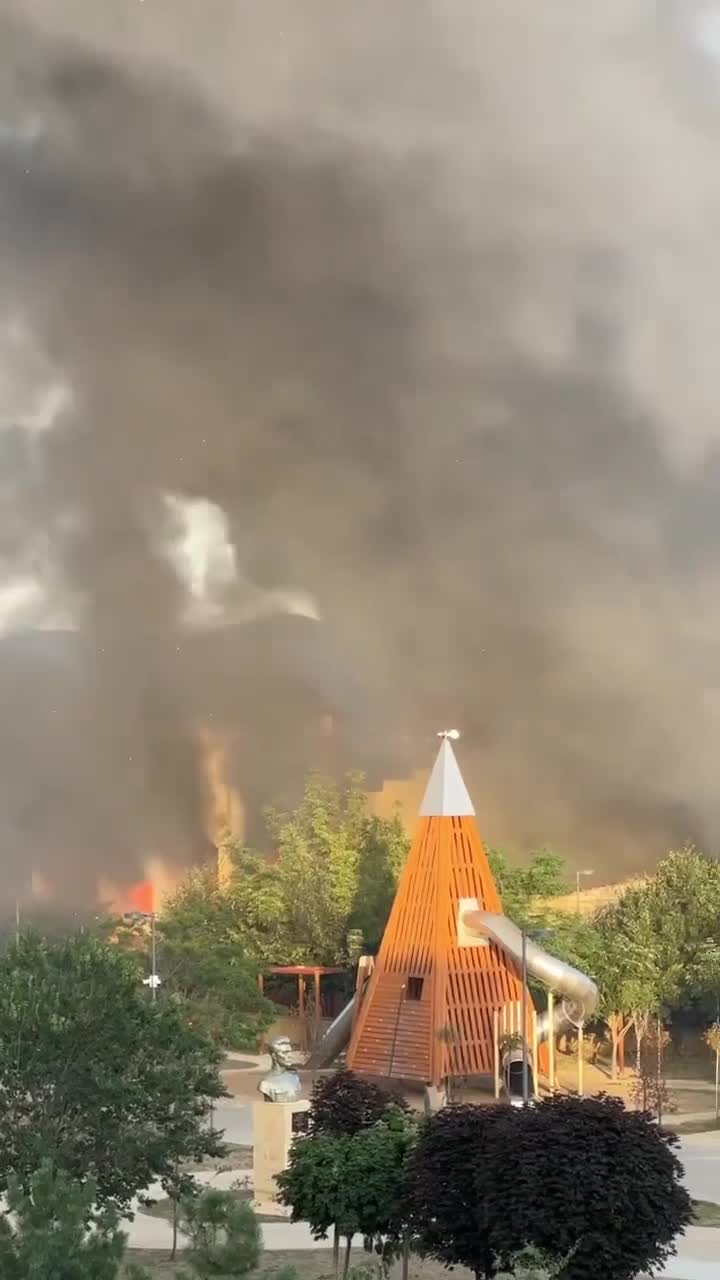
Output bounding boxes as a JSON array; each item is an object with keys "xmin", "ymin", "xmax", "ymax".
[{"xmin": 347, "ymin": 809, "xmax": 541, "ymax": 1086}]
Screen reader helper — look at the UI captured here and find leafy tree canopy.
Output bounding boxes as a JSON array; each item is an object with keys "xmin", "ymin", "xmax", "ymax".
[
  {"xmin": 158, "ymin": 867, "xmax": 276, "ymax": 1048},
  {"xmin": 586, "ymin": 845, "xmax": 720, "ymax": 1021},
  {"xmin": 276, "ymin": 1130, "xmax": 349, "ymax": 1241},
  {"xmin": 340, "ymin": 1106, "xmax": 417, "ymax": 1263},
  {"xmin": 0, "ymin": 932, "xmax": 224, "ymax": 1212},
  {"xmin": 278, "ymin": 1107, "xmax": 416, "ymax": 1278},
  {"xmin": 644, "ymin": 845, "xmax": 720, "ymax": 1006},
  {"xmin": 0, "ymin": 1161, "xmax": 127, "ymax": 1280},
  {"xmin": 309, "ymin": 1070, "xmax": 408, "ymax": 1137},
  {"xmin": 179, "ymin": 1188, "xmax": 261, "ymax": 1279},
  {"xmin": 268, "ymin": 772, "xmax": 408, "ymax": 964},
  {"xmin": 162, "ymin": 773, "xmax": 409, "ymax": 975},
  {"xmin": 487, "ymin": 847, "xmax": 568, "ymax": 926},
  {"xmin": 592, "ymin": 888, "xmax": 668, "ymax": 1020},
  {"xmin": 404, "ymin": 1096, "xmax": 691, "ymax": 1280}
]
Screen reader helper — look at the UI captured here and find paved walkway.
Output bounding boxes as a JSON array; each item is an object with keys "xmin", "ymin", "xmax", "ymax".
[
  {"xmin": 128, "ymin": 1213, "xmax": 323, "ymax": 1251},
  {"xmin": 142, "ymin": 1073, "xmax": 720, "ymax": 1278}
]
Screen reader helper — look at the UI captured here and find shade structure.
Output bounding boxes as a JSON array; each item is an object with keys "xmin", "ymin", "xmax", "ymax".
[{"xmin": 347, "ymin": 738, "xmax": 536, "ymax": 1086}]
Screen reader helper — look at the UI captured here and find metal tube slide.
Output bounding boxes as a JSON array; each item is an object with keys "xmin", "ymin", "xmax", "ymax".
[
  {"xmin": 306, "ymin": 913, "xmax": 599, "ymax": 1070},
  {"xmin": 305, "ymin": 998, "xmax": 355, "ymax": 1069},
  {"xmin": 461, "ymin": 909, "xmax": 599, "ymax": 1039}
]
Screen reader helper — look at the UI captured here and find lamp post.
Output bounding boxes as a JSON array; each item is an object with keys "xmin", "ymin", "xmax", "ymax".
[
  {"xmin": 521, "ymin": 929, "xmax": 529, "ymax": 1103},
  {"xmin": 521, "ymin": 926, "xmax": 554, "ymax": 1104},
  {"xmin": 150, "ymin": 911, "xmax": 157, "ymax": 1002},
  {"xmin": 575, "ymin": 869, "xmax": 594, "ymax": 914},
  {"xmin": 124, "ymin": 910, "xmax": 160, "ymax": 999}
]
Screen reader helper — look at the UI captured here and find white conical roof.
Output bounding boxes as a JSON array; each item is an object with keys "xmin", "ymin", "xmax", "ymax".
[{"xmin": 419, "ymin": 737, "xmax": 475, "ymax": 817}]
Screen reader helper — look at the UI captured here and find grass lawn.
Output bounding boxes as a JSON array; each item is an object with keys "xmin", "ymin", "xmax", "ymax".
[
  {"xmin": 668, "ymin": 1088, "xmax": 718, "ymax": 1115},
  {"xmin": 693, "ymin": 1199, "xmax": 720, "ymax": 1226},
  {"xmin": 670, "ymin": 1117, "xmax": 720, "ymax": 1135},
  {"xmin": 123, "ymin": 1250, "xmax": 476, "ymax": 1280}
]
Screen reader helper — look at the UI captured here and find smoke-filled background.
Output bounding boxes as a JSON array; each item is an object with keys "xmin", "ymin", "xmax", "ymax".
[{"xmin": 1, "ymin": 0, "xmax": 720, "ymax": 901}]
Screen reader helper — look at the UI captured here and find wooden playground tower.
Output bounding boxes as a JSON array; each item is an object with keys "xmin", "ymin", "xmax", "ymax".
[{"xmin": 348, "ymin": 733, "xmax": 544, "ymax": 1088}]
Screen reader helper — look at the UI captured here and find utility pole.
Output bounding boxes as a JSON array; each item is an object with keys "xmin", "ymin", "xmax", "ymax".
[
  {"xmin": 576, "ymin": 869, "xmax": 595, "ymax": 914},
  {"xmin": 521, "ymin": 929, "xmax": 529, "ymax": 1104},
  {"xmin": 151, "ymin": 912, "xmax": 157, "ymax": 1002}
]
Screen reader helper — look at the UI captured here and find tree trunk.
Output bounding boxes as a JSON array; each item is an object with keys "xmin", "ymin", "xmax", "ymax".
[
  {"xmin": 656, "ymin": 1015, "xmax": 663, "ymax": 1125},
  {"xmin": 633, "ymin": 1011, "xmax": 648, "ymax": 1076},
  {"xmin": 342, "ymin": 1235, "xmax": 353, "ymax": 1280},
  {"xmin": 402, "ymin": 1234, "xmax": 411, "ymax": 1280},
  {"xmin": 608, "ymin": 1014, "xmax": 623, "ymax": 1080},
  {"xmin": 170, "ymin": 1157, "xmax": 179, "ymax": 1262},
  {"xmin": 333, "ymin": 1224, "xmax": 340, "ymax": 1280}
]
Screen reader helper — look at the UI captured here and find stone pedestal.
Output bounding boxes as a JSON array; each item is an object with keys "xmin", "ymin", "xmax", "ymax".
[{"xmin": 253, "ymin": 1098, "xmax": 310, "ymax": 1209}]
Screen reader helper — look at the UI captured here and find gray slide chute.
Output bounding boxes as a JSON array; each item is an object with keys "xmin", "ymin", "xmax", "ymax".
[
  {"xmin": 461, "ymin": 909, "xmax": 599, "ymax": 1038},
  {"xmin": 306, "ymin": 908, "xmax": 599, "ymax": 1068},
  {"xmin": 305, "ymin": 998, "xmax": 355, "ymax": 1070}
]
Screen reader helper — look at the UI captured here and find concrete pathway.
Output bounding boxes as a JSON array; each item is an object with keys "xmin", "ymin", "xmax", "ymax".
[
  {"xmin": 126, "ymin": 1212, "xmax": 720, "ymax": 1273},
  {"xmin": 677, "ymin": 1131, "xmax": 720, "ymax": 1204},
  {"xmin": 128, "ymin": 1213, "xmax": 323, "ymax": 1251},
  {"xmin": 212, "ymin": 1100, "xmax": 254, "ymax": 1145},
  {"xmin": 130, "ymin": 1096, "xmax": 720, "ymax": 1278},
  {"xmin": 668, "ymin": 1080, "xmax": 717, "ymax": 1092}
]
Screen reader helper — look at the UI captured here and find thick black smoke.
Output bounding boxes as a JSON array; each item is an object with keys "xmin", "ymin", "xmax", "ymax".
[{"xmin": 1, "ymin": 1, "xmax": 720, "ymax": 899}]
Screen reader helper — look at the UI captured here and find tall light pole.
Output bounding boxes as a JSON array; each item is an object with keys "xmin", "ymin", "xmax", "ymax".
[
  {"xmin": 575, "ymin": 869, "xmax": 594, "ymax": 914},
  {"xmin": 521, "ymin": 929, "xmax": 529, "ymax": 1103},
  {"xmin": 124, "ymin": 910, "xmax": 160, "ymax": 999},
  {"xmin": 150, "ymin": 912, "xmax": 157, "ymax": 1003},
  {"xmin": 521, "ymin": 926, "xmax": 554, "ymax": 1105}
]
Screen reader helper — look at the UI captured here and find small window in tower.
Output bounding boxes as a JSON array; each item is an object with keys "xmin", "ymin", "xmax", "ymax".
[{"xmin": 406, "ymin": 976, "xmax": 424, "ymax": 1001}]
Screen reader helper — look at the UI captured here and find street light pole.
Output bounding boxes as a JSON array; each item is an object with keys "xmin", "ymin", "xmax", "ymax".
[
  {"xmin": 575, "ymin": 869, "xmax": 595, "ymax": 915},
  {"xmin": 521, "ymin": 928, "xmax": 529, "ymax": 1104},
  {"xmin": 151, "ymin": 912, "xmax": 157, "ymax": 1003}
]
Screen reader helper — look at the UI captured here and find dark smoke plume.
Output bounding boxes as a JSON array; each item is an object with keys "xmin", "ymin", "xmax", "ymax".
[{"xmin": 1, "ymin": 0, "xmax": 720, "ymax": 899}]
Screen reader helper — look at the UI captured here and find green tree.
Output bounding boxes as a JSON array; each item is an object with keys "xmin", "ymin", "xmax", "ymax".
[
  {"xmin": 268, "ymin": 773, "xmax": 407, "ymax": 964},
  {"xmin": 279, "ymin": 1109, "xmax": 416, "ymax": 1280},
  {"xmin": 341, "ymin": 1107, "xmax": 417, "ymax": 1279},
  {"xmin": 704, "ymin": 1022, "xmax": 720, "ymax": 1123},
  {"xmin": 0, "ymin": 932, "xmax": 224, "ymax": 1213},
  {"xmin": 276, "ymin": 1131, "xmax": 350, "ymax": 1276},
  {"xmin": 349, "ymin": 811, "xmax": 408, "ymax": 953},
  {"xmin": 687, "ymin": 938, "xmax": 720, "ymax": 1011},
  {"xmin": 487, "ymin": 848, "xmax": 568, "ymax": 927},
  {"xmin": 0, "ymin": 1161, "xmax": 127, "ymax": 1280},
  {"xmin": 159, "ymin": 866, "xmax": 276, "ymax": 1048},
  {"xmin": 162, "ymin": 774, "xmax": 408, "ymax": 976},
  {"xmin": 219, "ymin": 843, "xmax": 291, "ymax": 963},
  {"xmin": 594, "ymin": 888, "xmax": 668, "ymax": 1075},
  {"xmin": 179, "ymin": 1188, "xmax": 261, "ymax": 1278},
  {"xmin": 496, "ymin": 1248, "xmax": 571, "ymax": 1280},
  {"xmin": 630, "ymin": 845, "xmax": 720, "ymax": 1013}
]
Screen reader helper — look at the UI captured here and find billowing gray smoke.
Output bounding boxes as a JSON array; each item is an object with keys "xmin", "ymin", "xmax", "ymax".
[{"xmin": 1, "ymin": 0, "xmax": 720, "ymax": 899}]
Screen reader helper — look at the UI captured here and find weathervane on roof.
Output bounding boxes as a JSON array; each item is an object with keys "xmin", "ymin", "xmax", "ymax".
[{"xmin": 437, "ymin": 729, "xmax": 460, "ymax": 740}]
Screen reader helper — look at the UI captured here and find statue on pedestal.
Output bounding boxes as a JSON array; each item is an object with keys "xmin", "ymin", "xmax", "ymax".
[{"xmin": 258, "ymin": 1035, "xmax": 302, "ymax": 1103}]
